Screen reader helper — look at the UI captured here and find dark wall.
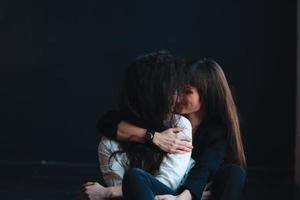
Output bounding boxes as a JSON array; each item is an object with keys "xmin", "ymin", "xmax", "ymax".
[{"xmin": 0, "ymin": 0, "xmax": 296, "ymax": 169}]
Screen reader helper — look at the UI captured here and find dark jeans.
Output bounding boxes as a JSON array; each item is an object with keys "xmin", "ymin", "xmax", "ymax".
[
  {"xmin": 210, "ymin": 164, "xmax": 246, "ymax": 200},
  {"xmin": 122, "ymin": 164, "xmax": 246, "ymax": 200}
]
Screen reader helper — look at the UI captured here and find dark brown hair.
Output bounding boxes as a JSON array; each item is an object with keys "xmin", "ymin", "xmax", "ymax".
[
  {"xmin": 186, "ymin": 59, "xmax": 246, "ymax": 168},
  {"xmin": 110, "ymin": 51, "xmax": 181, "ymax": 175}
]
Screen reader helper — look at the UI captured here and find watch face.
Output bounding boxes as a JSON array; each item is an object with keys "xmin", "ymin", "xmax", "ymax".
[
  {"xmin": 146, "ymin": 132, "xmax": 152, "ymax": 140},
  {"xmin": 146, "ymin": 130, "xmax": 154, "ymax": 142}
]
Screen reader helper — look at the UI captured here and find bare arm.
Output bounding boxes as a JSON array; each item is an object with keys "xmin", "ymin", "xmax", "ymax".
[
  {"xmin": 116, "ymin": 120, "xmax": 147, "ymax": 142},
  {"xmin": 97, "ymin": 111, "xmax": 192, "ymax": 152},
  {"xmin": 117, "ymin": 121, "xmax": 193, "ymax": 153}
]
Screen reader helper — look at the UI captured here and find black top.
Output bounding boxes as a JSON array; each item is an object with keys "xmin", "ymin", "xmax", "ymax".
[
  {"xmin": 177, "ymin": 120, "xmax": 228, "ymax": 199},
  {"xmin": 97, "ymin": 110, "xmax": 229, "ymax": 200}
]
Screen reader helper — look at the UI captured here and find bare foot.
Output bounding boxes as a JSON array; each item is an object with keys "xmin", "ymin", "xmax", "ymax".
[{"xmin": 80, "ymin": 182, "xmax": 110, "ymax": 200}]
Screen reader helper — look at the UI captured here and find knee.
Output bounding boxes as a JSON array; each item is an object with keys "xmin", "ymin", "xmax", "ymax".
[
  {"xmin": 125, "ymin": 168, "xmax": 146, "ymax": 177},
  {"xmin": 123, "ymin": 168, "xmax": 147, "ymax": 185}
]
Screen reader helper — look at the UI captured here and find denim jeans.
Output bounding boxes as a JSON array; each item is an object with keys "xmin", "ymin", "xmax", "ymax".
[{"xmin": 122, "ymin": 164, "xmax": 246, "ymax": 200}]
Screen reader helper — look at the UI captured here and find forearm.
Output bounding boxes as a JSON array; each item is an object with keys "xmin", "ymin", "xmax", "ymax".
[
  {"xmin": 107, "ymin": 186, "xmax": 122, "ymax": 198},
  {"xmin": 117, "ymin": 121, "xmax": 147, "ymax": 143},
  {"xmin": 117, "ymin": 115, "xmax": 193, "ymax": 152}
]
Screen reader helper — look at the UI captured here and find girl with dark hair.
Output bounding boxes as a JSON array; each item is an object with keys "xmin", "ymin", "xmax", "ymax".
[
  {"xmin": 80, "ymin": 51, "xmax": 193, "ymax": 200},
  {"xmin": 93, "ymin": 58, "xmax": 246, "ymax": 200}
]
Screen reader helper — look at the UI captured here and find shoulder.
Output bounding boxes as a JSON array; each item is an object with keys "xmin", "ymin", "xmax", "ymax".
[
  {"xmin": 99, "ymin": 136, "xmax": 121, "ymax": 152},
  {"xmin": 175, "ymin": 114, "xmax": 191, "ymax": 126},
  {"xmin": 174, "ymin": 114, "xmax": 192, "ymax": 136}
]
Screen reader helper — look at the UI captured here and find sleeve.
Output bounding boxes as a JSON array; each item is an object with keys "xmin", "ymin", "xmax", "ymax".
[
  {"xmin": 178, "ymin": 125, "xmax": 228, "ymax": 199},
  {"xmin": 155, "ymin": 116, "xmax": 192, "ymax": 190},
  {"xmin": 98, "ymin": 136, "xmax": 128, "ymax": 186},
  {"xmin": 96, "ymin": 110, "xmax": 122, "ymax": 140}
]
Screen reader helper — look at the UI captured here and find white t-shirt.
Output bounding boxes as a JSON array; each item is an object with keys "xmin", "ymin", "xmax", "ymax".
[{"xmin": 98, "ymin": 114, "xmax": 192, "ymax": 190}]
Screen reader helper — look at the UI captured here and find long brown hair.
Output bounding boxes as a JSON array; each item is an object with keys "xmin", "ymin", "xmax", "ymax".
[
  {"xmin": 186, "ymin": 59, "xmax": 246, "ymax": 168},
  {"xmin": 110, "ymin": 51, "xmax": 181, "ymax": 175}
]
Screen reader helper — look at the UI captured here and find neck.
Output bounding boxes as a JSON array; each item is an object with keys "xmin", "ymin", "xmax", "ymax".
[{"xmin": 186, "ymin": 112, "xmax": 201, "ymax": 135}]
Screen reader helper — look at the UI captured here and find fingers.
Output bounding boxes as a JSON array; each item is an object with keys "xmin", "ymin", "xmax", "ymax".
[
  {"xmin": 176, "ymin": 134, "xmax": 192, "ymax": 142},
  {"xmin": 175, "ymin": 140, "xmax": 193, "ymax": 149},
  {"xmin": 169, "ymin": 149, "xmax": 189, "ymax": 154},
  {"xmin": 82, "ymin": 182, "xmax": 96, "ymax": 187},
  {"xmin": 167, "ymin": 140, "xmax": 193, "ymax": 154},
  {"xmin": 158, "ymin": 127, "xmax": 193, "ymax": 153},
  {"xmin": 175, "ymin": 146, "xmax": 193, "ymax": 153},
  {"xmin": 162, "ymin": 128, "xmax": 192, "ymax": 143},
  {"xmin": 80, "ymin": 182, "xmax": 96, "ymax": 195},
  {"xmin": 171, "ymin": 127, "xmax": 183, "ymax": 133},
  {"xmin": 172, "ymin": 139, "xmax": 193, "ymax": 151}
]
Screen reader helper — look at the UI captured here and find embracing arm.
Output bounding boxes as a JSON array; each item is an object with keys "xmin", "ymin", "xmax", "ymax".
[
  {"xmin": 97, "ymin": 110, "xmax": 192, "ymax": 152},
  {"xmin": 96, "ymin": 110, "xmax": 147, "ymax": 142}
]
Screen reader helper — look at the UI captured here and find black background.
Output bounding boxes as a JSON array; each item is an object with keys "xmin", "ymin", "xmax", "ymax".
[{"xmin": 0, "ymin": 0, "xmax": 296, "ymax": 171}]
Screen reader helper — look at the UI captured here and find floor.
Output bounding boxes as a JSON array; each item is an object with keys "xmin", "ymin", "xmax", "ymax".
[{"xmin": 0, "ymin": 163, "xmax": 299, "ymax": 200}]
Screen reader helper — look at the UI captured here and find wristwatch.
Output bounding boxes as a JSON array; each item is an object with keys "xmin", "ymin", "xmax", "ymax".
[{"xmin": 145, "ymin": 129, "xmax": 155, "ymax": 144}]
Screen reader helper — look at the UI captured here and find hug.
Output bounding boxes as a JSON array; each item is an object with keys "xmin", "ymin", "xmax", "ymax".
[{"xmin": 80, "ymin": 51, "xmax": 246, "ymax": 200}]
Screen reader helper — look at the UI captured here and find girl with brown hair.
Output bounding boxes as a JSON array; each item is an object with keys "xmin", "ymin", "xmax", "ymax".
[{"xmin": 88, "ymin": 58, "xmax": 246, "ymax": 200}]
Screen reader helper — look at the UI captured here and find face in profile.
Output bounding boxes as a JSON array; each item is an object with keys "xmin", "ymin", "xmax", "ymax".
[{"xmin": 176, "ymin": 85, "xmax": 201, "ymax": 115}]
